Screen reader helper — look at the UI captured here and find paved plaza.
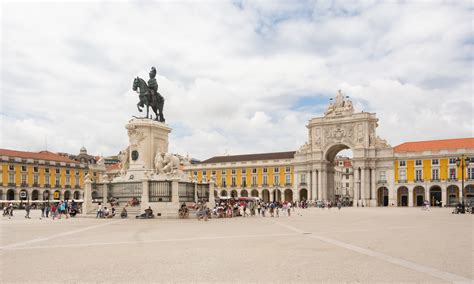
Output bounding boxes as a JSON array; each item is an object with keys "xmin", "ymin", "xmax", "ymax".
[{"xmin": 1, "ymin": 208, "xmax": 472, "ymax": 283}]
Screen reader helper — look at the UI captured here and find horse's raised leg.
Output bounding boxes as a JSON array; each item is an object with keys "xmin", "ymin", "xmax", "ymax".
[{"xmin": 137, "ymin": 103, "xmax": 142, "ymax": 112}]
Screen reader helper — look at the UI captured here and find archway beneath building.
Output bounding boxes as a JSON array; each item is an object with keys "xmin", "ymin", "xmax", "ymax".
[
  {"xmin": 429, "ymin": 186, "xmax": 442, "ymax": 207},
  {"xmin": 377, "ymin": 187, "xmax": 389, "ymax": 206},
  {"xmin": 64, "ymin": 190, "xmax": 71, "ymax": 201},
  {"xmin": 413, "ymin": 186, "xmax": 425, "ymax": 206},
  {"xmin": 92, "ymin": 191, "xmax": 98, "ymax": 200},
  {"xmin": 74, "ymin": 191, "xmax": 81, "ymax": 200},
  {"xmin": 284, "ymin": 189, "xmax": 293, "ymax": 202},
  {"xmin": 43, "ymin": 190, "xmax": 51, "ymax": 201},
  {"xmin": 32, "ymin": 190, "xmax": 39, "ymax": 201},
  {"xmin": 262, "ymin": 189, "xmax": 270, "ymax": 202},
  {"xmin": 230, "ymin": 190, "xmax": 238, "ymax": 198},
  {"xmin": 273, "ymin": 189, "xmax": 281, "ymax": 202},
  {"xmin": 20, "ymin": 189, "xmax": 28, "ymax": 201},
  {"xmin": 464, "ymin": 184, "xmax": 474, "ymax": 205},
  {"xmin": 446, "ymin": 185, "xmax": 459, "ymax": 205},
  {"xmin": 397, "ymin": 186, "xmax": 408, "ymax": 207},
  {"xmin": 324, "ymin": 144, "xmax": 353, "ymax": 203},
  {"xmin": 299, "ymin": 188, "xmax": 308, "ymax": 201},
  {"xmin": 240, "ymin": 189, "xmax": 248, "ymax": 197},
  {"xmin": 220, "ymin": 190, "xmax": 228, "ymax": 197},
  {"xmin": 7, "ymin": 189, "xmax": 15, "ymax": 200},
  {"xmin": 251, "ymin": 189, "xmax": 259, "ymax": 198}
]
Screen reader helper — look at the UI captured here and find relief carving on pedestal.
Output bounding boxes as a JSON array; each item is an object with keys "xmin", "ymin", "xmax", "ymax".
[{"xmin": 127, "ymin": 128, "xmax": 145, "ymax": 147}]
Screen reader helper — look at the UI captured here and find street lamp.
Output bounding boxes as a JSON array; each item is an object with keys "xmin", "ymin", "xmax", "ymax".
[{"xmin": 455, "ymin": 155, "xmax": 470, "ymax": 206}]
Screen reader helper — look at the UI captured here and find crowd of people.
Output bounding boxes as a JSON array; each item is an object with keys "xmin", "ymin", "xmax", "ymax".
[{"xmin": 2, "ymin": 200, "xmax": 81, "ymax": 219}]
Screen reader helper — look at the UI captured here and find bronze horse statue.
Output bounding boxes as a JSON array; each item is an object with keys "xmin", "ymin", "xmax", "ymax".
[{"xmin": 132, "ymin": 77, "xmax": 165, "ymax": 122}]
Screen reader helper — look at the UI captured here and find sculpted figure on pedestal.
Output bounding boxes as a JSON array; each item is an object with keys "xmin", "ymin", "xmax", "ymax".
[
  {"xmin": 324, "ymin": 90, "xmax": 354, "ymax": 117},
  {"xmin": 119, "ymin": 147, "xmax": 130, "ymax": 176},
  {"xmin": 154, "ymin": 151, "xmax": 165, "ymax": 175},
  {"xmin": 132, "ymin": 66, "xmax": 165, "ymax": 122}
]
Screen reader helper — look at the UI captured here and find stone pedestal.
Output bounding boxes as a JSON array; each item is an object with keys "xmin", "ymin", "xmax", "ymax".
[
  {"xmin": 82, "ymin": 180, "xmax": 93, "ymax": 214},
  {"xmin": 124, "ymin": 118, "xmax": 171, "ymax": 181}
]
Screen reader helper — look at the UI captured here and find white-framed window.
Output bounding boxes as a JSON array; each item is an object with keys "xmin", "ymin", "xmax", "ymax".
[
  {"xmin": 252, "ymin": 168, "xmax": 257, "ymax": 174},
  {"xmin": 9, "ymin": 173, "xmax": 14, "ymax": 183},
  {"xmin": 21, "ymin": 174, "xmax": 27, "ymax": 184},
  {"xmin": 231, "ymin": 169, "xmax": 235, "ymax": 175},
  {"xmin": 449, "ymin": 168, "xmax": 456, "ymax": 180},
  {"xmin": 432, "ymin": 168, "xmax": 439, "ymax": 180},
  {"xmin": 285, "ymin": 166, "xmax": 291, "ymax": 173},
  {"xmin": 56, "ymin": 168, "xmax": 60, "ymax": 174},
  {"xmin": 211, "ymin": 170, "xmax": 216, "ymax": 176},
  {"xmin": 193, "ymin": 171, "xmax": 197, "ymax": 176},
  {"xmin": 449, "ymin": 158, "xmax": 456, "ymax": 165},
  {"xmin": 432, "ymin": 159, "xmax": 439, "ymax": 166},
  {"xmin": 379, "ymin": 171, "xmax": 386, "ymax": 181},
  {"xmin": 66, "ymin": 176, "xmax": 70, "ymax": 185},
  {"xmin": 468, "ymin": 168, "xmax": 474, "ymax": 180},
  {"xmin": 221, "ymin": 177, "xmax": 226, "ymax": 187},
  {"xmin": 34, "ymin": 174, "xmax": 39, "ymax": 185},
  {"xmin": 45, "ymin": 174, "xmax": 50, "ymax": 185},
  {"xmin": 399, "ymin": 160, "xmax": 406, "ymax": 167},
  {"xmin": 263, "ymin": 175, "xmax": 268, "ymax": 185},
  {"xmin": 252, "ymin": 175, "xmax": 257, "ymax": 186},
  {"xmin": 202, "ymin": 176, "xmax": 207, "ymax": 183},
  {"xmin": 241, "ymin": 168, "xmax": 246, "ymax": 174},
  {"xmin": 231, "ymin": 176, "xmax": 236, "ymax": 186},
  {"xmin": 274, "ymin": 175, "xmax": 280, "ymax": 185},
  {"xmin": 8, "ymin": 164, "xmax": 14, "ymax": 171},
  {"xmin": 55, "ymin": 175, "xmax": 60, "ymax": 185},
  {"xmin": 415, "ymin": 169, "xmax": 422, "ymax": 181},
  {"xmin": 415, "ymin": 160, "xmax": 422, "ymax": 166},
  {"xmin": 301, "ymin": 174, "xmax": 306, "ymax": 184},
  {"xmin": 285, "ymin": 174, "xmax": 291, "ymax": 184},
  {"xmin": 241, "ymin": 176, "xmax": 247, "ymax": 187},
  {"xmin": 274, "ymin": 167, "xmax": 279, "ymax": 173},
  {"xmin": 399, "ymin": 169, "xmax": 406, "ymax": 181},
  {"xmin": 202, "ymin": 170, "xmax": 207, "ymax": 176},
  {"xmin": 21, "ymin": 165, "xmax": 27, "ymax": 172},
  {"xmin": 66, "ymin": 169, "xmax": 70, "ymax": 175},
  {"xmin": 33, "ymin": 166, "xmax": 38, "ymax": 172},
  {"xmin": 221, "ymin": 170, "xmax": 226, "ymax": 175},
  {"xmin": 45, "ymin": 168, "xmax": 50, "ymax": 174},
  {"xmin": 263, "ymin": 168, "xmax": 268, "ymax": 173}
]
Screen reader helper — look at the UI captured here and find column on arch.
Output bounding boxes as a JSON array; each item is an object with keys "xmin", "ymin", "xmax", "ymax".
[
  {"xmin": 371, "ymin": 168, "xmax": 377, "ymax": 207},
  {"xmin": 360, "ymin": 167, "xmax": 366, "ymax": 205},
  {"xmin": 311, "ymin": 170, "xmax": 317, "ymax": 201},
  {"xmin": 353, "ymin": 167, "xmax": 359, "ymax": 206},
  {"xmin": 317, "ymin": 169, "xmax": 322, "ymax": 200}
]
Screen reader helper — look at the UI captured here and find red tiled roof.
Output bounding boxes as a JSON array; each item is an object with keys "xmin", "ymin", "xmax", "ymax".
[
  {"xmin": 0, "ymin": 149, "xmax": 78, "ymax": 163},
  {"xmin": 200, "ymin": 151, "xmax": 296, "ymax": 164},
  {"xmin": 106, "ymin": 163, "xmax": 121, "ymax": 171},
  {"xmin": 394, "ymin": 138, "xmax": 474, "ymax": 153}
]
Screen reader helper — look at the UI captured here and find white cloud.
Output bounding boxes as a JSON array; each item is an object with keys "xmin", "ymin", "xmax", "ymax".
[{"xmin": 1, "ymin": 1, "xmax": 472, "ymax": 160}]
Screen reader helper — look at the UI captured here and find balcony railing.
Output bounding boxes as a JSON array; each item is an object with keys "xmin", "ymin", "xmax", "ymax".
[
  {"xmin": 33, "ymin": 183, "xmax": 39, "ymax": 187},
  {"xmin": 397, "ymin": 179, "xmax": 407, "ymax": 184},
  {"xmin": 45, "ymin": 184, "xmax": 51, "ymax": 188},
  {"xmin": 299, "ymin": 182, "xmax": 307, "ymax": 186},
  {"xmin": 262, "ymin": 183, "xmax": 268, "ymax": 186},
  {"xmin": 285, "ymin": 183, "xmax": 292, "ymax": 186},
  {"xmin": 448, "ymin": 177, "xmax": 457, "ymax": 182},
  {"xmin": 21, "ymin": 182, "xmax": 28, "ymax": 187},
  {"xmin": 430, "ymin": 178, "xmax": 440, "ymax": 182},
  {"xmin": 415, "ymin": 179, "xmax": 424, "ymax": 183},
  {"xmin": 75, "ymin": 184, "xmax": 81, "ymax": 189},
  {"xmin": 8, "ymin": 182, "xmax": 16, "ymax": 187},
  {"xmin": 65, "ymin": 184, "xmax": 71, "ymax": 189},
  {"xmin": 377, "ymin": 180, "xmax": 387, "ymax": 185}
]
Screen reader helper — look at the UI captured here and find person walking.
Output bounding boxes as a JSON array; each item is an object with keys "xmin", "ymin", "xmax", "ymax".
[
  {"xmin": 25, "ymin": 203, "xmax": 31, "ymax": 219},
  {"xmin": 96, "ymin": 203, "xmax": 103, "ymax": 218},
  {"xmin": 51, "ymin": 203, "xmax": 57, "ymax": 220},
  {"xmin": 45, "ymin": 202, "xmax": 50, "ymax": 218}
]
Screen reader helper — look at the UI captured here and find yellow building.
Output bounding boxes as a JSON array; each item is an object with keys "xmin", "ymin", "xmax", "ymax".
[
  {"xmin": 186, "ymin": 151, "xmax": 295, "ymax": 202},
  {"xmin": 391, "ymin": 138, "xmax": 474, "ymax": 207},
  {"xmin": 0, "ymin": 148, "xmax": 99, "ymax": 202}
]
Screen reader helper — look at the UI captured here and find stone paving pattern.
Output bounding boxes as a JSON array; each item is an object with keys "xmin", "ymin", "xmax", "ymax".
[{"xmin": 1, "ymin": 208, "xmax": 472, "ymax": 283}]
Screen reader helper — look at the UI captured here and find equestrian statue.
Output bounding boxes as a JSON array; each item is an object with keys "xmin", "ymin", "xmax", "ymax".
[{"xmin": 132, "ymin": 67, "xmax": 165, "ymax": 122}]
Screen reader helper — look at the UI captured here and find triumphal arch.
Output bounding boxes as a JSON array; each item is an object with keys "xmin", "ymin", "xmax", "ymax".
[{"xmin": 294, "ymin": 91, "xmax": 394, "ymax": 207}]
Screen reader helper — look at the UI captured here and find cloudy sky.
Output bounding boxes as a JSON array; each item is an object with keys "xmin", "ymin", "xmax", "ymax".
[{"xmin": 1, "ymin": 0, "xmax": 472, "ymax": 160}]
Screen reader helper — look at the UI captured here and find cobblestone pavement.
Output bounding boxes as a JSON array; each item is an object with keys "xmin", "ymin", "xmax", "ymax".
[{"xmin": 1, "ymin": 207, "xmax": 472, "ymax": 283}]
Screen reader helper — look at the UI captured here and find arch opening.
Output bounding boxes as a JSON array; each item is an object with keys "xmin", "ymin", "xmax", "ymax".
[{"xmin": 324, "ymin": 144, "xmax": 353, "ymax": 203}]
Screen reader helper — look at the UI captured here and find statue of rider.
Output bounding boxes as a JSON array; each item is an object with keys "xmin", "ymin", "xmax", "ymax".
[{"xmin": 148, "ymin": 67, "xmax": 158, "ymax": 101}]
